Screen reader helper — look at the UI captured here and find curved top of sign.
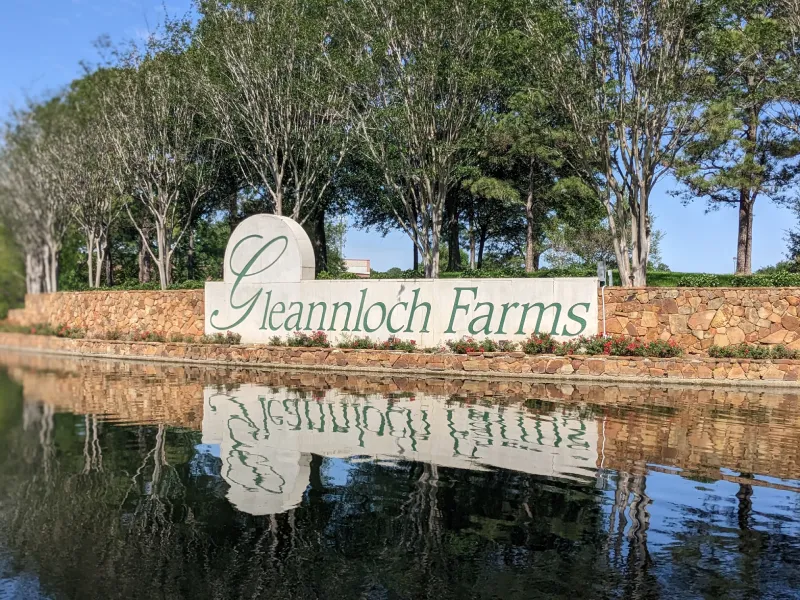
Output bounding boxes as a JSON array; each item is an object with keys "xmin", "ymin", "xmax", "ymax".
[{"xmin": 224, "ymin": 214, "xmax": 316, "ymax": 284}]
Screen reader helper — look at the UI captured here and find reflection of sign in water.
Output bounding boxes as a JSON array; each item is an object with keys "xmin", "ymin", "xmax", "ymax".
[
  {"xmin": 205, "ymin": 214, "xmax": 598, "ymax": 344},
  {"xmin": 202, "ymin": 385, "xmax": 600, "ymax": 515}
]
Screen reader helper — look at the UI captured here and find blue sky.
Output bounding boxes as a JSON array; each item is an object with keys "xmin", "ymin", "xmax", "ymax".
[{"xmin": 2, "ymin": 0, "xmax": 794, "ymax": 273}]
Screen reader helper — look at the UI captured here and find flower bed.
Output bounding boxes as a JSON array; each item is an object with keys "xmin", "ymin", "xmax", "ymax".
[{"xmin": 446, "ymin": 333, "xmax": 683, "ymax": 358}]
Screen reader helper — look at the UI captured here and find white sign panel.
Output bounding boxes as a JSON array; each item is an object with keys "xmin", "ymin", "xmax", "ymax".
[{"xmin": 205, "ymin": 214, "xmax": 598, "ymax": 345}]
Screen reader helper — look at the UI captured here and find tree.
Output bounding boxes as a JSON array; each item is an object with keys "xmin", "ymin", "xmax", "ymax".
[
  {"xmin": 196, "ymin": 0, "xmax": 353, "ymax": 224},
  {"xmin": 348, "ymin": 0, "xmax": 504, "ymax": 278},
  {"xmin": 527, "ymin": 0, "xmax": 706, "ymax": 286},
  {"xmin": 60, "ymin": 72, "xmax": 124, "ymax": 288},
  {"xmin": 100, "ymin": 31, "xmax": 221, "ymax": 290},
  {"xmin": 0, "ymin": 104, "xmax": 73, "ymax": 294},
  {"xmin": 676, "ymin": 0, "xmax": 800, "ymax": 275}
]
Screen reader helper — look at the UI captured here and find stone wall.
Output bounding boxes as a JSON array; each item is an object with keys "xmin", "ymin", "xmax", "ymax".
[
  {"xmin": 2, "ymin": 332, "xmax": 800, "ymax": 386},
  {"xmin": 602, "ymin": 287, "xmax": 800, "ymax": 353},
  {"xmin": 7, "ymin": 286, "xmax": 800, "ymax": 355},
  {"xmin": 6, "ymin": 290, "xmax": 204, "ymax": 337}
]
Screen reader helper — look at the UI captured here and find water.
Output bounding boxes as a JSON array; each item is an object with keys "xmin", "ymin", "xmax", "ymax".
[{"xmin": 0, "ymin": 353, "xmax": 799, "ymax": 599}]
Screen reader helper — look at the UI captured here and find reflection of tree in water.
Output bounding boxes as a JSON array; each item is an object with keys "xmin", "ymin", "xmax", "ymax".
[{"xmin": 0, "ymin": 372, "xmax": 799, "ymax": 599}]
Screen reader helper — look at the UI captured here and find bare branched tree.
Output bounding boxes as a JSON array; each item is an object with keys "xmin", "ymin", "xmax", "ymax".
[
  {"xmin": 198, "ymin": 0, "xmax": 353, "ymax": 223},
  {"xmin": 0, "ymin": 107, "xmax": 72, "ymax": 293},
  {"xmin": 100, "ymin": 39, "xmax": 220, "ymax": 290},
  {"xmin": 347, "ymin": 0, "xmax": 502, "ymax": 278},
  {"xmin": 526, "ymin": 0, "xmax": 705, "ymax": 286}
]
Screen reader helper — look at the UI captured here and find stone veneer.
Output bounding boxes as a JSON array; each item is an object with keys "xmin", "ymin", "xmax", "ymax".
[
  {"xmin": 7, "ymin": 286, "xmax": 800, "ymax": 355},
  {"xmin": 2, "ymin": 332, "xmax": 800, "ymax": 386},
  {"xmin": 6, "ymin": 290, "xmax": 205, "ymax": 337},
  {"xmin": 603, "ymin": 287, "xmax": 800, "ymax": 353}
]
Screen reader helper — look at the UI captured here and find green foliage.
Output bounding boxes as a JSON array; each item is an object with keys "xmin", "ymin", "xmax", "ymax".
[
  {"xmin": 446, "ymin": 337, "xmax": 500, "ymax": 354},
  {"xmin": 287, "ymin": 331, "xmax": 330, "ymax": 348},
  {"xmin": 337, "ymin": 335, "xmax": 418, "ymax": 352},
  {"xmin": 198, "ymin": 331, "xmax": 242, "ymax": 345},
  {"xmin": 0, "ymin": 223, "xmax": 24, "ymax": 319},
  {"xmin": 521, "ymin": 333, "xmax": 558, "ymax": 354},
  {"xmin": 730, "ymin": 272, "xmax": 800, "ymax": 287},
  {"xmin": 708, "ymin": 343, "xmax": 797, "ymax": 359},
  {"xmin": 0, "ymin": 323, "xmax": 85, "ymax": 338},
  {"xmin": 677, "ymin": 273, "xmax": 722, "ymax": 287},
  {"xmin": 520, "ymin": 333, "xmax": 682, "ymax": 358}
]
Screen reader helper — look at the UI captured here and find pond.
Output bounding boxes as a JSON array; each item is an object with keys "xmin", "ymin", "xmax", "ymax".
[{"xmin": 0, "ymin": 352, "xmax": 799, "ymax": 600}]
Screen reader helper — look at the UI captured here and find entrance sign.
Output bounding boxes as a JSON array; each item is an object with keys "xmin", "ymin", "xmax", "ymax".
[{"xmin": 205, "ymin": 214, "xmax": 598, "ymax": 345}]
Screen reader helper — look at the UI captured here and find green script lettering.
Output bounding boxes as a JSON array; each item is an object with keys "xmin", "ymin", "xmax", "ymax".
[
  {"xmin": 210, "ymin": 234, "xmax": 288, "ymax": 330},
  {"xmin": 468, "ymin": 301, "xmax": 495, "ymax": 335},
  {"xmin": 446, "ymin": 287, "xmax": 477, "ymax": 333},
  {"xmin": 387, "ymin": 301, "xmax": 408, "ymax": 333},
  {"xmin": 404, "ymin": 288, "xmax": 431, "ymax": 333},
  {"xmin": 284, "ymin": 302, "xmax": 304, "ymax": 330},
  {"xmin": 516, "ymin": 302, "xmax": 562, "ymax": 335},
  {"xmin": 562, "ymin": 302, "xmax": 590, "ymax": 336},
  {"xmin": 352, "ymin": 289, "xmax": 368, "ymax": 332},
  {"xmin": 496, "ymin": 302, "xmax": 520, "ymax": 335},
  {"xmin": 259, "ymin": 290, "xmax": 273, "ymax": 330},
  {"xmin": 328, "ymin": 302, "xmax": 353, "ymax": 332},
  {"xmin": 269, "ymin": 301, "xmax": 286, "ymax": 331},
  {"xmin": 363, "ymin": 302, "xmax": 387, "ymax": 333},
  {"xmin": 304, "ymin": 302, "xmax": 327, "ymax": 331}
]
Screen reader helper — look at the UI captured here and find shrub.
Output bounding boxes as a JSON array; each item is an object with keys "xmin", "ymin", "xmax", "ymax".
[
  {"xmin": 129, "ymin": 331, "xmax": 165, "ymax": 342},
  {"xmin": 198, "ymin": 331, "xmax": 242, "ymax": 345},
  {"xmin": 554, "ymin": 339, "xmax": 582, "ymax": 356},
  {"xmin": 287, "ymin": 330, "xmax": 330, "ymax": 348},
  {"xmin": 708, "ymin": 343, "xmax": 797, "ymax": 359},
  {"xmin": 378, "ymin": 336, "xmax": 417, "ymax": 352},
  {"xmin": 580, "ymin": 335, "xmax": 608, "ymax": 355},
  {"xmin": 676, "ymin": 273, "xmax": 721, "ymax": 287},
  {"xmin": 496, "ymin": 339, "xmax": 518, "ymax": 352},
  {"xmin": 337, "ymin": 335, "xmax": 376, "ymax": 350},
  {"xmin": 53, "ymin": 324, "xmax": 85, "ymax": 339},
  {"xmin": 639, "ymin": 339, "xmax": 683, "ymax": 358},
  {"xmin": 268, "ymin": 335, "xmax": 284, "ymax": 346},
  {"xmin": 168, "ymin": 333, "xmax": 188, "ymax": 343},
  {"xmin": 730, "ymin": 272, "xmax": 800, "ymax": 287},
  {"xmin": 103, "ymin": 329, "xmax": 123, "ymax": 341},
  {"xmin": 446, "ymin": 336, "xmax": 498, "ymax": 354},
  {"xmin": 521, "ymin": 333, "xmax": 558, "ymax": 355}
]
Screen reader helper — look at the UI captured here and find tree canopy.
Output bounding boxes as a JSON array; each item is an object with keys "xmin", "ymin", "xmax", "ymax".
[{"xmin": 2, "ymin": 0, "xmax": 798, "ymax": 293}]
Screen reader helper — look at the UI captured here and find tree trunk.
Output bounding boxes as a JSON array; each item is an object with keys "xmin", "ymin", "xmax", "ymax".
[
  {"xmin": 445, "ymin": 194, "xmax": 461, "ymax": 272},
  {"xmin": 468, "ymin": 210, "xmax": 476, "ymax": 270},
  {"xmin": 154, "ymin": 224, "xmax": 169, "ymax": 290},
  {"xmin": 737, "ymin": 103, "xmax": 760, "ymax": 275},
  {"xmin": 228, "ymin": 190, "xmax": 239, "ymax": 231},
  {"xmin": 525, "ymin": 159, "xmax": 536, "ymax": 273},
  {"xmin": 187, "ymin": 228, "xmax": 196, "ymax": 281},
  {"xmin": 86, "ymin": 232, "xmax": 95, "ymax": 288},
  {"xmin": 736, "ymin": 193, "xmax": 754, "ymax": 275},
  {"xmin": 477, "ymin": 227, "xmax": 487, "ymax": 270},
  {"xmin": 138, "ymin": 221, "xmax": 152, "ymax": 284},
  {"xmin": 313, "ymin": 207, "xmax": 328, "ymax": 275},
  {"xmin": 105, "ymin": 234, "xmax": 114, "ymax": 287}
]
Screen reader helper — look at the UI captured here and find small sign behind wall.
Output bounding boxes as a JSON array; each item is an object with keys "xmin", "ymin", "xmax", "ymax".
[{"xmin": 205, "ymin": 214, "xmax": 599, "ymax": 345}]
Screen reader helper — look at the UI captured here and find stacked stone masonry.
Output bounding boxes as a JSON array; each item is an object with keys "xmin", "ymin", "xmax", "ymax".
[
  {"xmin": 603, "ymin": 287, "xmax": 800, "ymax": 353},
  {"xmin": 6, "ymin": 290, "xmax": 205, "ymax": 337},
  {"xmin": 6, "ymin": 287, "xmax": 800, "ymax": 355},
  {"xmin": 2, "ymin": 332, "xmax": 800, "ymax": 385}
]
